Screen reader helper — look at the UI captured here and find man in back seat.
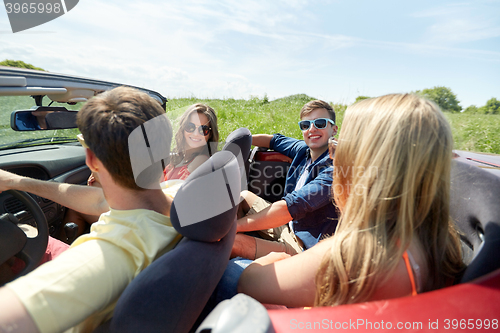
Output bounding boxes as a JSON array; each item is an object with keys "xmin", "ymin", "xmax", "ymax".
[
  {"xmin": 0, "ymin": 87, "xmax": 180, "ymax": 333},
  {"xmin": 232, "ymin": 100, "xmax": 339, "ymax": 259}
]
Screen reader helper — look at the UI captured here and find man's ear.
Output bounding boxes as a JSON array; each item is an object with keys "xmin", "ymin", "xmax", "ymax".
[
  {"xmin": 332, "ymin": 125, "xmax": 338, "ymax": 137},
  {"xmin": 85, "ymin": 148, "xmax": 99, "ymax": 173}
]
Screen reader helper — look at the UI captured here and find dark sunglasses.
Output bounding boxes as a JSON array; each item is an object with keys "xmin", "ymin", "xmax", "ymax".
[
  {"xmin": 298, "ymin": 118, "xmax": 335, "ymax": 131},
  {"xmin": 184, "ymin": 122, "xmax": 211, "ymax": 136}
]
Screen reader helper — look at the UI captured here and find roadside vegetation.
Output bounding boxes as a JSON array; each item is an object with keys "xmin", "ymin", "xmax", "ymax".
[
  {"xmin": 165, "ymin": 94, "xmax": 347, "ymax": 141},
  {"xmin": 0, "ymin": 59, "xmax": 45, "ymax": 71},
  {"xmin": 2, "ymin": 60, "xmax": 499, "ymax": 154},
  {"xmin": 446, "ymin": 113, "xmax": 500, "ymax": 154},
  {"xmin": 165, "ymin": 94, "xmax": 499, "ymax": 155}
]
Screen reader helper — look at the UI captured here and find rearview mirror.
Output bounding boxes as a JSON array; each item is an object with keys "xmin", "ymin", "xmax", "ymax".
[{"xmin": 11, "ymin": 107, "xmax": 78, "ymax": 131}]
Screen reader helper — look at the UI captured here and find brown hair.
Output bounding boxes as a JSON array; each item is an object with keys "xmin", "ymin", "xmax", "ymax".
[
  {"xmin": 300, "ymin": 100, "xmax": 335, "ymax": 123},
  {"xmin": 76, "ymin": 86, "xmax": 171, "ymax": 190},
  {"xmin": 171, "ymin": 103, "xmax": 219, "ymax": 165}
]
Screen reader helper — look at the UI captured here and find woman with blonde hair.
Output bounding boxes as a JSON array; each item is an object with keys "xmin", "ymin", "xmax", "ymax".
[
  {"xmin": 163, "ymin": 103, "xmax": 219, "ymax": 181},
  {"xmin": 237, "ymin": 93, "xmax": 464, "ymax": 307}
]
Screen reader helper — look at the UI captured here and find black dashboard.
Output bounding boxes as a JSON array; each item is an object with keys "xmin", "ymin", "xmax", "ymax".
[{"xmin": 0, "ymin": 143, "xmax": 90, "ymax": 237}]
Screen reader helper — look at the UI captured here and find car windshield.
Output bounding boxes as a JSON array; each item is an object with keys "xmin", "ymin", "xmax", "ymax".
[{"xmin": 0, "ymin": 96, "xmax": 82, "ymax": 150}]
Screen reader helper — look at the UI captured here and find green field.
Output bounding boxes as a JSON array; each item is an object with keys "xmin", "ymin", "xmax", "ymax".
[
  {"xmin": 165, "ymin": 94, "xmax": 500, "ymax": 155},
  {"xmin": 0, "ymin": 96, "xmax": 82, "ymax": 147},
  {"xmin": 1, "ymin": 94, "xmax": 499, "ymax": 154},
  {"xmin": 445, "ymin": 113, "xmax": 500, "ymax": 154}
]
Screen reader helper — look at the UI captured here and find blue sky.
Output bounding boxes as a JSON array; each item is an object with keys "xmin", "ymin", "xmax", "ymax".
[{"xmin": 1, "ymin": 0, "xmax": 499, "ymax": 108}]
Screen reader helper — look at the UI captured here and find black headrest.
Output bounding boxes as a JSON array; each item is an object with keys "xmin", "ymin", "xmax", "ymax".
[
  {"xmin": 170, "ymin": 150, "xmax": 241, "ymax": 242},
  {"xmin": 222, "ymin": 127, "xmax": 252, "ymax": 190},
  {"xmin": 107, "ymin": 151, "xmax": 240, "ymax": 333},
  {"xmin": 222, "ymin": 128, "xmax": 252, "ymax": 162},
  {"xmin": 450, "ymin": 161, "xmax": 500, "ymax": 283}
]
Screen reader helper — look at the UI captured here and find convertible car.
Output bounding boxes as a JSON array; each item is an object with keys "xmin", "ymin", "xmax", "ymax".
[
  {"xmin": 0, "ymin": 67, "xmax": 168, "ymax": 280},
  {"xmin": 0, "ymin": 67, "xmax": 499, "ymax": 332}
]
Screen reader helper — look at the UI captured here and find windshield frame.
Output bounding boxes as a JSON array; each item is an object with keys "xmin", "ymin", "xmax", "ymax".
[{"xmin": 0, "ymin": 67, "xmax": 167, "ymax": 151}]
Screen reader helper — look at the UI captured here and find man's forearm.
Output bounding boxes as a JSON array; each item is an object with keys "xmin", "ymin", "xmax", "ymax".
[
  {"xmin": 251, "ymin": 134, "xmax": 273, "ymax": 148},
  {"xmin": 237, "ymin": 200, "xmax": 292, "ymax": 232},
  {"xmin": 0, "ymin": 287, "xmax": 39, "ymax": 333},
  {"xmin": 0, "ymin": 171, "xmax": 108, "ymax": 216}
]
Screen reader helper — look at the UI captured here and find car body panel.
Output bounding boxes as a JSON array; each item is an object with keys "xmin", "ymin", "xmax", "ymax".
[
  {"xmin": 453, "ymin": 150, "xmax": 500, "ymax": 177},
  {"xmin": 268, "ymin": 268, "xmax": 500, "ymax": 332}
]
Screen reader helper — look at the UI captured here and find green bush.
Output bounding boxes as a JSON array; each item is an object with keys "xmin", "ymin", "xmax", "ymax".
[
  {"xmin": 464, "ymin": 105, "xmax": 479, "ymax": 113},
  {"xmin": 0, "ymin": 59, "xmax": 45, "ymax": 71},
  {"xmin": 414, "ymin": 86, "xmax": 462, "ymax": 112},
  {"xmin": 479, "ymin": 98, "xmax": 500, "ymax": 115},
  {"xmin": 354, "ymin": 96, "xmax": 370, "ymax": 104}
]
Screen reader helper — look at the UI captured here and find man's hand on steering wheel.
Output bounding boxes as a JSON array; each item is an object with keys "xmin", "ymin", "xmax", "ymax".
[{"xmin": 0, "ymin": 190, "xmax": 48, "ymax": 286}]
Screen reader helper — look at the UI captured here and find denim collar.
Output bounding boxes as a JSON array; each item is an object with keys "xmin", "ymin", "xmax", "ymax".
[{"xmin": 306, "ymin": 147, "xmax": 331, "ymax": 167}]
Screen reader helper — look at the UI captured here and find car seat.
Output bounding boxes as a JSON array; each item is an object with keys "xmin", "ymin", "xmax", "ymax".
[
  {"xmin": 222, "ymin": 127, "xmax": 252, "ymax": 190},
  {"xmin": 98, "ymin": 151, "xmax": 241, "ymax": 333},
  {"xmin": 194, "ymin": 160, "xmax": 500, "ymax": 333},
  {"xmin": 449, "ymin": 160, "xmax": 500, "ymax": 282}
]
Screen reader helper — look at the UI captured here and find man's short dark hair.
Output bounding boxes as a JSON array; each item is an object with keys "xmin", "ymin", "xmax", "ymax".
[
  {"xmin": 77, "ymin": 86, "xmax": 171, "ymax": 190},
  {"xmin": 300, "ymin": 100, "xmax": 336, "ymax": 124}
]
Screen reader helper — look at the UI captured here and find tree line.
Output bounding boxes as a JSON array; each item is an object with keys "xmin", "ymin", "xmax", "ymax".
[{"xmin": 357, "ymin": 86, "xmax": 498, "ymax": 115}]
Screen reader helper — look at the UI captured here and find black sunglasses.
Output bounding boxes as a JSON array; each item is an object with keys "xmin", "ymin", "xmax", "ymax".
[
  {"xmin": 298, "ymin": 118, "xmax": 335, "ymax": 131},
  {"xmin": 184, "ymin": 122, "xmax": 211, "ymax": 136}
]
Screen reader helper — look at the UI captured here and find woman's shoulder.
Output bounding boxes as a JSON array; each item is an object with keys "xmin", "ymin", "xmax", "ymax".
[
  {"xmin": 370, "ymin": 239, "xmax": 428, "ymax": 301},
  {"xmin": 187, "ymin": 154, "xmax": 209, "ymax": 173}
]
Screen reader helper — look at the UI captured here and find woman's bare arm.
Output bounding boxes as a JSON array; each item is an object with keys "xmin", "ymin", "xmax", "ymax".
[
  {"xmin": 236, "ymin": 199, "xmax": 292, "ymax": 232},
  {"xmin": 237, "ymin": 238, "xmax": 332, "ymax": 308}
]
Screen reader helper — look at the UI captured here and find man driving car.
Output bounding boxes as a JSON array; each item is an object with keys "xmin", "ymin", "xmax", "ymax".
[{"xmin": 0, "ymin": 86, "xmax": 180, "ymax": 333}]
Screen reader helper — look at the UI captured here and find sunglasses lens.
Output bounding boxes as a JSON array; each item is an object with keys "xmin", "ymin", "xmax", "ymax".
[
  {"xmin": 185, "ymin": 123, "xmax": 196, "ymax": 133},
  {"xmin": 200, "ymin": 125, "xmax": 211, "ymax": 136},
  {"xmin": 299, "ymin": 120, "xmax": 311, "ymax": 131},
  {"xmin": 314, "ymin": 119, "xmax": 327, "ymax": 129}
]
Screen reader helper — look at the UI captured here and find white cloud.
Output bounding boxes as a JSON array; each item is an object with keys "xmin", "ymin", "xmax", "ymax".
[{"xmin": 413, "ymin": 2, "xmax": 500, "ymax": 45}]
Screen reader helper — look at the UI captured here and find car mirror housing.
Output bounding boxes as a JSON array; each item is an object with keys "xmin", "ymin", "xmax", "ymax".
[{"xmin": 11, "ymin": 107, "xmax": 78, "ymax": 131}]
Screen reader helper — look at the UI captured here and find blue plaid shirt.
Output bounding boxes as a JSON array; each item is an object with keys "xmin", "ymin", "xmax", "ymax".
[{"xmin": 270, "ymin": 134, "xmax": 339, "ymax": 249}]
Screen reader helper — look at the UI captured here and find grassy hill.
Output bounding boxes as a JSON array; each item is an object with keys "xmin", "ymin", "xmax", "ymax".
[
  {"xmin": 165, "ymin": 96, "xmax": 500, "ymax": 154},
  {"xmin": 1, "ymin": 94, "xmax": 498, "ymax": 154}
]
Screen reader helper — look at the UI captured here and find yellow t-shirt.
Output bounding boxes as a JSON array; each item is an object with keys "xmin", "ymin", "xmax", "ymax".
[{"xmin": 7, "ymin": 207, "xmax": 181, "ymax": 333}]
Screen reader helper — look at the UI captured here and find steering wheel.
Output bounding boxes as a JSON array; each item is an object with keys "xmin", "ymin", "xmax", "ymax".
[{"xmin": 0, "ymin": 190, "xmax": 48, "ymax": 281}]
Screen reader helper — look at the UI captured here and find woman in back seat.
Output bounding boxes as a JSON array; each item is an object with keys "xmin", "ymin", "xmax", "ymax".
[{"xmin": 238, "ymin": 93, "xmax": 465, "ymax": 307}]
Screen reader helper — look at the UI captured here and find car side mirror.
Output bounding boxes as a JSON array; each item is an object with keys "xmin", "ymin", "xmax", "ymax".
[{"xmin": 11, "ymin": 107, "xmax": 78, "ymax": 131}]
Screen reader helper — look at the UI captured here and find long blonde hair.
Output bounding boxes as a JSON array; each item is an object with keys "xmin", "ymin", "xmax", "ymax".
[{"xmin": 315, "ymin": 94, "xmax": 464, "ymax": 306}]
